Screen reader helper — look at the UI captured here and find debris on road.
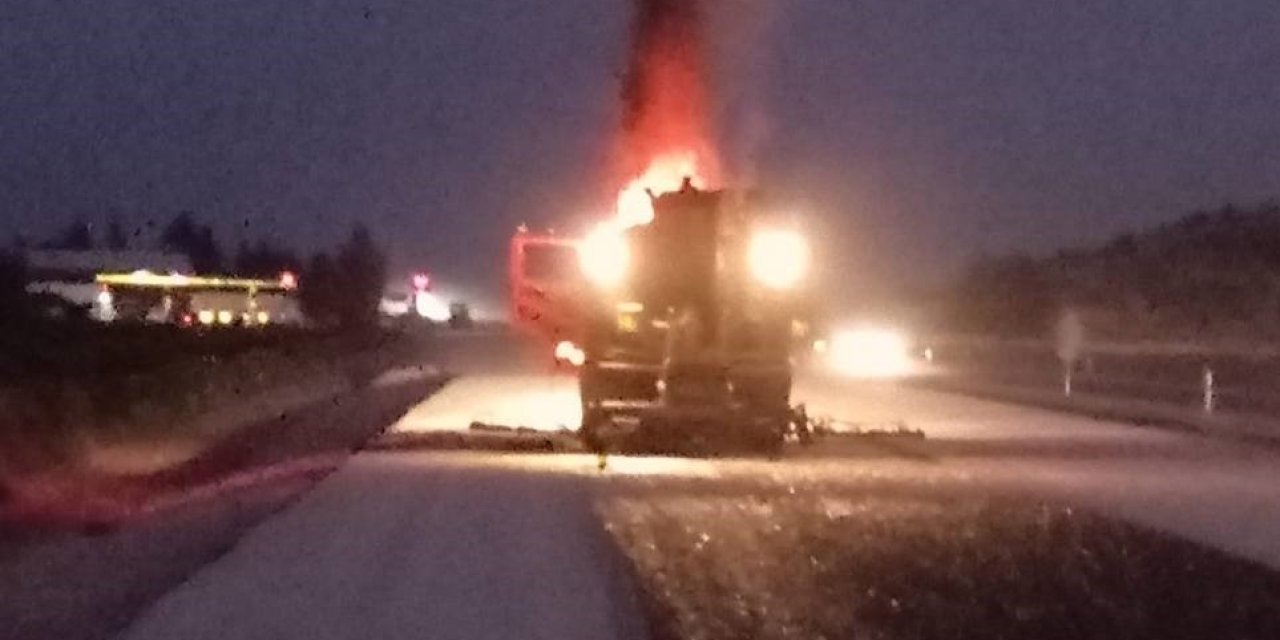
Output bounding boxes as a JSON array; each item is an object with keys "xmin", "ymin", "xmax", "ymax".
[
  {"xmin": 802, "ymin": 410, "xmax": 926, "ymax": 441},
  {"xmin": 369, "ymin": 429, "xmax": 584, "ymax": 454},
  {"xmin": 468, "ymin": 420, "xmax": 577, "ymax": 437}
]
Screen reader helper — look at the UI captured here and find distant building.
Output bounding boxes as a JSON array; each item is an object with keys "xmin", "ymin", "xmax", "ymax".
[
  {"xmin": 21, "ymin": 249, "xmax": 302, "ymax": 326},
  {"xmin": 94, "ymin": 271, "xmax": 301, "ymax": 326},
  {"xmin": 23, "ymin": 249, "xmax": 193, "ymax": 321}
]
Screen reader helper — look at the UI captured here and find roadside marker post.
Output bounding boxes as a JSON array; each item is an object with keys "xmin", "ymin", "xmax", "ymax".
[
  {"xmin": 1055, "ymin": 309, "xmax": 1083, "ymax": 399},
  {"xmin": 1203, "ymin": 366, "xmax": 1215, "ymax": 414}
]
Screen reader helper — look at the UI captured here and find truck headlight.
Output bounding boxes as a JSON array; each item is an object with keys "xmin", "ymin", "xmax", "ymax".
[
  {"xmin": 554, "ymin": 340, "xmax": 586, "ymax": 366},
  {"xmin": 578, "ymin": 223, "xmax": 629, "ymax": 288},
  {"xmin": 749, "ymin": 229, "xmax": 808, "ymax": 289}
]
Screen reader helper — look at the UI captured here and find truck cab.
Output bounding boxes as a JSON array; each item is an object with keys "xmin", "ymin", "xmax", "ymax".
[{"xmin": 507, "ymin": 229, "xmax": 587, "ymax": 353}]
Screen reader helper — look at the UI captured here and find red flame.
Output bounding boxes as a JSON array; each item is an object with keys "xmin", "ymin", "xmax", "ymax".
[{"xmin": 615, "ymin": 0, "xmax": 717, "ymax": 227}]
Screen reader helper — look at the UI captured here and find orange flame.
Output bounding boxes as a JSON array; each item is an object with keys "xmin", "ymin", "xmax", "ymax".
[
  {"xmin": 612, "ymin": 0, "xmax": 717, "ymax": 229},
  {"xmin": 616, "ymin": 153, "xmax": 707, "ymax": 227}
]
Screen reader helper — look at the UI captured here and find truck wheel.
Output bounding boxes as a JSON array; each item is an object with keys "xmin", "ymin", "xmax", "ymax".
[
  {"xmin": 744, "ymin": 420, "xmax": 786, "ymax": 458},
  {"xmin": 580, "ymin": 406, "xmax": 607, "ymax": 452}
]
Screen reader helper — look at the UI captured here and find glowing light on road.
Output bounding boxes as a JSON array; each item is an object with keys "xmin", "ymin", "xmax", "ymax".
[
  {"xmin": 749, "ymin": 228, "xmax": 809, "ymax": 289},
  {"xmin": 830, "ymin": 327, "xmax": 912, "ymax": 378},
  {"xmin": 598, "ymin": 456, "xmax": 712, "ymax": 476},
  {"xmin": 390, "ymin": 376, "xmax": 582, "ymax": 434},
  {"xmin": 579, "ymin": 223, "xmax": 630, "ymax": 288}
]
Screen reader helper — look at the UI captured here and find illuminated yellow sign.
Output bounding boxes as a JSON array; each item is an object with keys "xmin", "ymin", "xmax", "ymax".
[
  {"xmin": 616, "ymin": 301, "xmax": 642, "ymax": 332},
  {"xmin": 95, "ymin": 270, "xmax": 295, "ymax": 291}
]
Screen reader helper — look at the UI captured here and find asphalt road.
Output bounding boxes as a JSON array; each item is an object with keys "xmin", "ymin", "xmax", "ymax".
[{"xmin": 11, "ymin": 329, "xmax": 1280, "ymax": 639}]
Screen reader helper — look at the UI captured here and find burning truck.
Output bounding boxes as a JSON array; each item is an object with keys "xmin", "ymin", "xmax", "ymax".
[
  {"xmin": 509, "ymin": 0, "xmax": 812, "ymax": 452},
  {"xmin": 581, "ymin": 181, "xmax": 810, "ymax": 453},
  {"xmin": 510, "ymin": 182, "xmax": 810, "ymax": 453}
]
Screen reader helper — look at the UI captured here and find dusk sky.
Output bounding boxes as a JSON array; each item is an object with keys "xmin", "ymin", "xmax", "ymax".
[{"xmin": 3, "ymin": 0, "xmax": 1278, "ymax": 308}]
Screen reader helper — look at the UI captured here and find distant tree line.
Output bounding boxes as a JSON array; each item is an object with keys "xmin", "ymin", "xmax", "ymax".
[
  {"xmin": 945, "ymin": 200, "xmax": 1280, "ymax": 341},
  {"xmin": 0, "ymin": 250, "xmax": 29, "ymax": 322},
  {"xmin": 298, "ymin": 225, "xmax": 388, "ymax": 330},
  {"xmin": 31, "ymin": 212, "xmax": 296, "ymax": 277},
  {"xmin": 949, "ymin": 253, "xmax": 1057, "ymax": 337}
]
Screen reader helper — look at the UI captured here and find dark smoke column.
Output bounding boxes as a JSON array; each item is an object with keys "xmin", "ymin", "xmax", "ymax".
[{"xmin": 614, "ymin": 0, "xmax": 719, "ymax": 225}]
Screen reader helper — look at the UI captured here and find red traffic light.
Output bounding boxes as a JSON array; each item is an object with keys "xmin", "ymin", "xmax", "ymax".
[
  {"xmin": 412, "ymin": 273, "xmax": 430, "ymax": 291},
  {"xmin": 280, "ymin": 271, "xmax": 298, "ymax": 289}
]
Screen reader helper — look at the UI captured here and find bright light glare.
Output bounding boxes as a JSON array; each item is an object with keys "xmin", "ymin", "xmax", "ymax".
[
  {"xmin": 830, "ymin": 328, "xmax": 912, "ymax": 378},
  {"xmin": 216, "ymin": 310, "xmax": 233, "ymax": 325},
  {"xmin": 616, "ymin": 153, "xmax": 705, "ymax": 227},
  {"xmin": 579, "ymin": 224, "xmax": 629, "ymax": 288},
  {"xmin": 749, "ymin": 229, "xmax": 808, "ymax": 289},
  {"xmin": 197, "ymin": 310, "xmax": 215, "ymax": 325},
  {"xmin": 600, "ymin": 456, "xmax": 712, "ymax": 476},
  {"xmin": 414, "ymin": 291, "xmax": 450, "ymax": 322},
  {"xmin": 554, "ymin": 340, "xmax": 586, "ymax": 367},
  {"xmin": 554, "ymin": 340, "xmax": 575, "ymax": 360}
]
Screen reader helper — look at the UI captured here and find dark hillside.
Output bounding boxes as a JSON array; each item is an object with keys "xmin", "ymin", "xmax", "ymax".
[{"xmin": 950, "ymin": 201, "xmax": 1280, "ymax": 342}]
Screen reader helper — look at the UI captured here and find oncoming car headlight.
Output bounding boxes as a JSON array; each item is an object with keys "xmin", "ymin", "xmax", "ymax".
[
  {"xmin": 748, "ymin": 228, "xmax": 808, "ymax": 289},
  {"xmin": 579, "ymin": 223, "xmax": 629, "ymax": 288},
  {"xmin": 829, "ymin": 327, "xmax": 912, "ymax": 378}
]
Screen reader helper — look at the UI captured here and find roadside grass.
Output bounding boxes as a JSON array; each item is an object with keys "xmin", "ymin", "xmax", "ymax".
[
  {"xmin": 601, "ymin": 488, "xmax": 1280, "ymax": 640},
  {"xmin": 0, "ymin": 320, "xmax": 430, "ymax": 477}
]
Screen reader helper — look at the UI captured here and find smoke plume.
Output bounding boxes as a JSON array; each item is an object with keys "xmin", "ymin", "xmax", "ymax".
[{"xmin": 617, "ymin": 0, "xmax": 719, "ymax": 188}]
